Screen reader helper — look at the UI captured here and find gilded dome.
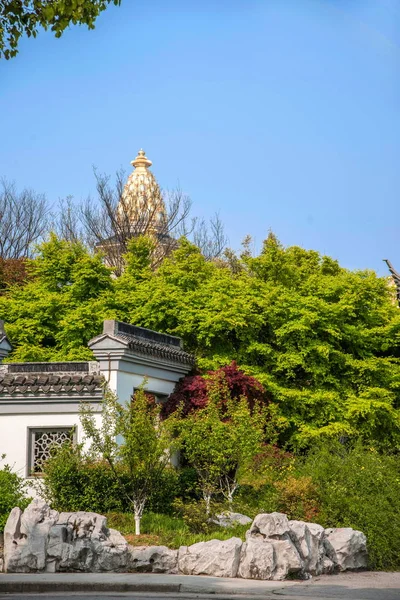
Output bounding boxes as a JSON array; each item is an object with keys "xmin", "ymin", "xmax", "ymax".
[{"xmin": 117, "ymin": 149, "xmax": 167, "ymax": 229}]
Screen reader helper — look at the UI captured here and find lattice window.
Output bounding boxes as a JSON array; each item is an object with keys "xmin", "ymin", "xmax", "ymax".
[{"xmin": 28, "ymin": 427, "xmax": 75, "ymax": 476}]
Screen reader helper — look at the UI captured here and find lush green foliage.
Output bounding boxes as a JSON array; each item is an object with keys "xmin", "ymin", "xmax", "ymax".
[
  {"xmin": 295, "ymin": 441, "xmax": 400, "ymax": 571},
  {"xmin": 0, "ymin": 234, "xmax": 113, "ymax": 361},
  {"xmin": 0, "ymin": 0, "xmax": 121, "ymax": 59},
  {"xmin": 41, "ymin": 436, "xmax": 400, "ymax": 570},
  {"xmin": 0, "ymin": 457, "xmax": 29, "ymax": 531},
  {"xmin": 2, "ymin": 233, "xmax": 400, "ymax": 569},
  {"xmin": 232, "ymin": 441, "xmax": 400, "ymax": 571},
  {"xmin": 42, "ymin": 442, "xmax": 180, "ymax": 515},
  {"xmin": 2, "ymin": 232, "xmax": 400, "ymax": 448}
]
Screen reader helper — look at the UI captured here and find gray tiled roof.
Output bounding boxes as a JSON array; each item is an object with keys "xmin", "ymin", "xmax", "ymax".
[
  {"xmin": 0, "ymin": 363, "xmax": 103, "ymax": 397},
  {"xmin": 118, "ymin": 333, "xmax": 195, "ymax": 365},
  {"xmin": 93, "ymin": 320, "xmax": 196, "ymax": 366}
]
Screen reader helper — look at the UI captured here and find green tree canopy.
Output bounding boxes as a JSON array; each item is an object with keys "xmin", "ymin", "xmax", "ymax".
[
  {"xmin": 2, "ymin": 232, "xmax": 400, "ymax": 449},
  {"xmin": 0, "ymin": 0, "xmax": 121, "ymax": 59},
  {"xmin": 0, "ymin": 233, "xmax": 114, "ymax": 361}
]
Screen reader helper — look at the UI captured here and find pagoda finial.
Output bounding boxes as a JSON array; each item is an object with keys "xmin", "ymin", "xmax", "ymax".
[{"xmin": 131, "ymin": 149, "xmax": 152, "ymax": 169}]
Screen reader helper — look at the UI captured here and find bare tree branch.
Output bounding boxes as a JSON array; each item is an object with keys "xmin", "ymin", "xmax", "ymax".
[
  {"xmin": 0, "ymin": 179, "xmax": 49, "ymax": 259},
  {"xmin": 76, "ymin": 169, "xmax": 195, "ymax": 274},
  {"xmin": 52, "ymin": 196, "xmax": 85, "ymax": 244},
  {"xmin": 53, "ymin": 166, "xmax": 228, "ymax": 271}
]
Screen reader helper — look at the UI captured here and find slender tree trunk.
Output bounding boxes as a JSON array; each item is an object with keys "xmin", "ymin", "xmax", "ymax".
[
  {"xmin": 134, "ymin": 514, "xmax": 141, "ymax": 535},
  {"xmin": 220, "ymin": 474, "xmax": 238, "ymax": 508},
  {"xmin": 133, "ymin": 499, "xmax": 145, "ymax": 535},
  {"xmin": 203, "ymin": 491, "xmax": 212, "ymax": 515}
]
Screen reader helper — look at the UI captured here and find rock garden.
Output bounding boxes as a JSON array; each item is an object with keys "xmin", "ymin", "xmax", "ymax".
[{"xmin": 2, "ymin": 500, "xmax": 367, "ymax": 579}]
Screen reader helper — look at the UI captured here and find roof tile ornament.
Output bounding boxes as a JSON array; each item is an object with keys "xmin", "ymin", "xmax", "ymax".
[{"xmin": 117, "ymin": 149, "xmax": 167, "ymax": 229}]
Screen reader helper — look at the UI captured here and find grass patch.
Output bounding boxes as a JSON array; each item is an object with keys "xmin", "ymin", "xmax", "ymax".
[{"xmin": 106, "ymin": 511, "xmax": 249, "ymax": 549}]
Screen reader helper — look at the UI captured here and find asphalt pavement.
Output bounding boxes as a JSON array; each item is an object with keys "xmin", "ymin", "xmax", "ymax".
[{"xmin": 0, "ymin": 571, "xmax": 399, "ymax": 600}]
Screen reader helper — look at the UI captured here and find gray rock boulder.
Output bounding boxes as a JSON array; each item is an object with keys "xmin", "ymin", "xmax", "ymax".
[
  {"xmin": 289, "ymin": 520, "xmax": 325, "ymax": 575},
  {"xmin": 4, "ymin": 500, "xmax": 58, "ymax": 572},
  {"xmin": 4, "ymin": 501, "xmax": 128, "ymax": 573},
  {"xmin": 238, "ymin": 513, "xmax": 303, "ymax": 580},
  {"xmin": 47, "ymin": 511, "xmax": 128, "ymax": 572},
  {"xmin": 324, "ymin": 528, "xmax": 368, "ymax": 572},
  {"xmin": 212, "ymin": 512, "xmax": 252, "ymax": 528},
  {"xmin": 178, "ymin": 537, "xmax": 242, "ymax": 577},
  {"xmin": 237, "ymin": 537, "xmax": 275, "ymax": 580},
  {"xmin": 249, "ymin": 512, "xmax": 292, "ymax": 539},
  {"xmin": 3, "ymin": 502, "xmax": 368, "ymax": 579},
  {"xmin": 128, "ymin": 545, "xmax": 178, "ymax": 573},
  {"xmin": 238, "ymin": 513, "xmax": 368, "ymax": 580}
]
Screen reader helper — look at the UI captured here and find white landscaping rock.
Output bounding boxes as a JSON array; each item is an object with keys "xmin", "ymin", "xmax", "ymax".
[
  {"xmin": 178, "ymin": 537, "xmax": 242, "ymax": 578},
  {"xmin": 128, "ymin": 545, "xmax": 178, "ymax": 573},
  {"xmin": 289, "ymin": 520, "xmax": 325, "ymax": 575},
  {"xmin": 3, "ymin": 502, "xmax": 368, "ymax": 579},
  {"xmin": 238, "ymin": 513, "xmax": 303, "ymax": 580},
  {"xmin": 4, "ymin": 501, "xmax": 128, "ymax": 573},
  {"xmin": 249, "ymin": 512, "xmax": 292, "ymax": 539},
  {"xmin": 4, "ymin": 500, "xmax": 59, "ymax": 572},
  {"xmin": 212, "ymin": 512, "xmax": 252, "ymax": 528},
  {"xmin": 237, "ymin": 537, "xmax": 275, "ymax": 580},
  {"xmin": 47, "ymin": 512, "xmax": 128, "ymax": 572},
  {"xmin": 324, "ymin": 528, "xmax": 368, "ymax": 572}
]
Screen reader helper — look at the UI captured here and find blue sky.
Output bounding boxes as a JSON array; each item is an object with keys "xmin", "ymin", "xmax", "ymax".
[{"xmin": 1, "ymin": 0, "xmax": 399, "ymax": 274}]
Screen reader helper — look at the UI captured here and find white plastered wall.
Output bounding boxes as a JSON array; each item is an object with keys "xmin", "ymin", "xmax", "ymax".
[{"xmin": 0, "ymin": 410, "xmax": 102, "ymax": 497}]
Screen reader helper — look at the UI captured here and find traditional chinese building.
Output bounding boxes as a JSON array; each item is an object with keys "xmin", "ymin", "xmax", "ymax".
[{"xmin": 0, "ymin": 319, "xmax": 194, "ymax": 489}]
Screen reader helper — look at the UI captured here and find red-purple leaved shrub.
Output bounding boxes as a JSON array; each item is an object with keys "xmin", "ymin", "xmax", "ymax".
[{"xmin": 162, "ymin": 361, "xmax": 267, "ymax": 417}]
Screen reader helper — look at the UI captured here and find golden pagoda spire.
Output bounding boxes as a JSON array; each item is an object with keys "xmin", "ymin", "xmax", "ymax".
[{"xmin": 131, "ymin": 149, "xmax": 152, "ymax": 170}]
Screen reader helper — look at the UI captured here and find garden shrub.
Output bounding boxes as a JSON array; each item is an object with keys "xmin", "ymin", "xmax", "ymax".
[
  {"xmin": 162, "ymin": 361, "xmax": 266, "ymax": 417},
  {"xmin": 42, "ymin": 443, "xmax": 127, "ymax": 513},
  {"xmin": 175, "ymin": 466, "xmax": 200, "ymax": 502},
  {"xmin": 274, "ymin": 475, "xmax": 320, "ymax": 522},
  {"xmin": 172, "ymin": 498, "xmax": 218, "ymax": 534},
  {"xmin": 0, "ymin": 457, "xmax": 29, "ymax": 531},
  {"xmin": 297, "ymin": 441, "xmax": 400, "ymax": 571},
  {"xmin": 146, "ymin": 467, "xmax": 180, "ymax": 514},
  {"xmin": 42, "ymin": 443, "xmax": 180, "ymax": 515}
]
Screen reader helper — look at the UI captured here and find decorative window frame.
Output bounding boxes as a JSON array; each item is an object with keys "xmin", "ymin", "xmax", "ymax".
[{"xmin": 27, "ymin": 426, "xmax": 77, "ymax": 477}]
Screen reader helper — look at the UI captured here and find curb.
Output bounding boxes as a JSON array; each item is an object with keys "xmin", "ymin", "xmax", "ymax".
[
  {"xmin": 0, "ymin": 574, "xmax": 285, "ymax": 597},
  {"xmin": 0, "ymin": 580, "xmax": 180, "ymax": 594}
]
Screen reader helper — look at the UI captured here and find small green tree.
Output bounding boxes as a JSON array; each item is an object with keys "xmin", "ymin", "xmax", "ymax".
[
  {"xmin": 0, "ymin": 454, "xmax": 29, "ymax": 531},
  {"xmin": 178, "ymin": 374, "xmax": 266, "ymax": 512},
  {"xmin": 80, "ymin": 385, "xmax": 173, "ymax": 535}
]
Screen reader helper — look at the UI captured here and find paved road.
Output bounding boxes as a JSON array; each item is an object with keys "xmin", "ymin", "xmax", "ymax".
[
  {"xmin": 1, "ymin": 572, "xmax": 399, "ymax": 600},
  {"xmin": 1, "ymin": 592, "xmax": 400, "ymax": 600}
]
